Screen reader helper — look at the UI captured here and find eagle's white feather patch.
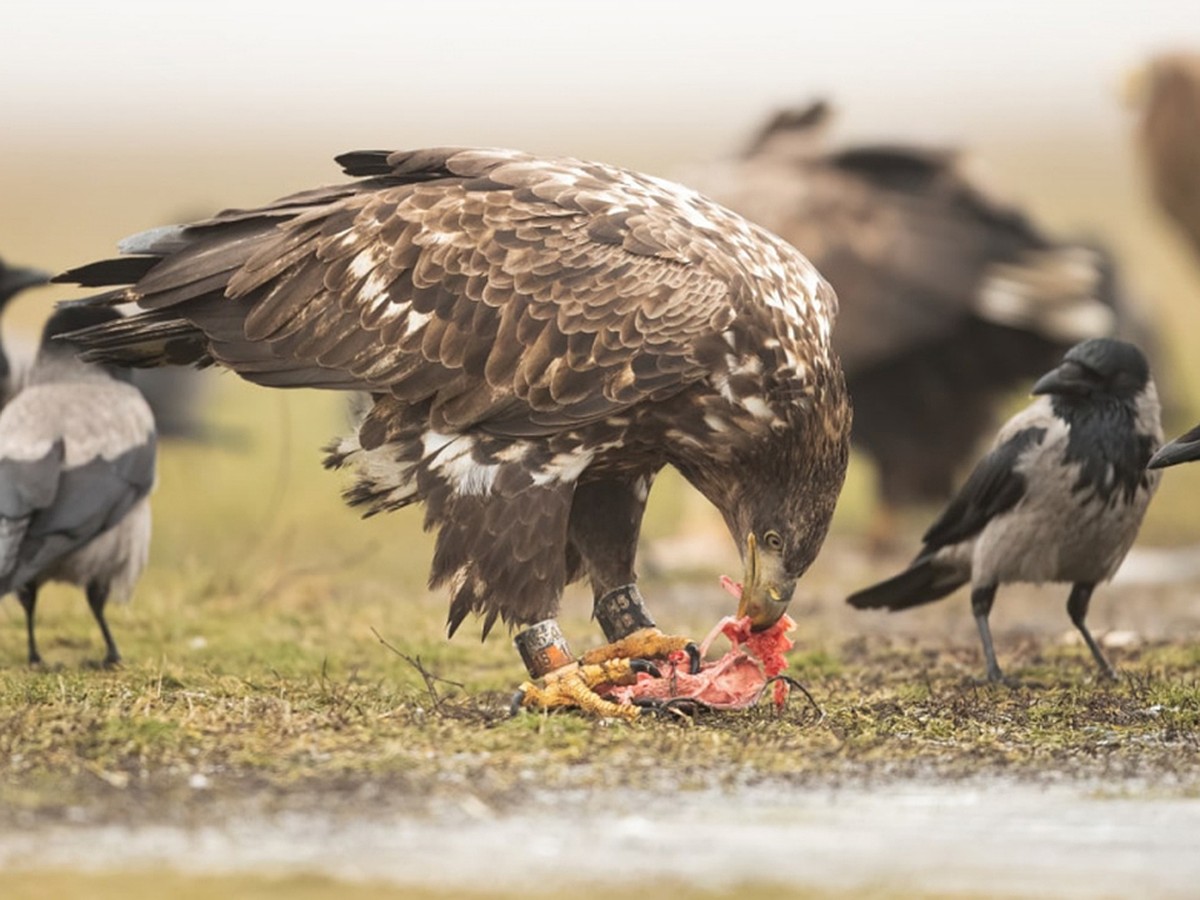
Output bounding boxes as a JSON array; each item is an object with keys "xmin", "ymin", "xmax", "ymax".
[
  {"xmin": 740, "ymin": 396, "xmax": 776, "ymax": 421},
  {"xmin": 403, "ymin": 310, "xmax": 432, "ymax": 338},
  {"xmin": 435, "ymin": 439, "xmax": 500, "ymax": 497},
  {"xmin": 530, "ymin": 449, "xmax": 594, "ymax": 486}
]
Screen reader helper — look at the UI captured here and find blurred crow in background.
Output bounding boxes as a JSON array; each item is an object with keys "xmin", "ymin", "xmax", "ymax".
[
  {"xmin": 847, "ymin": 338, "xmax": 1161, "ymax": 682},
  {"xmin": 0, "ymin": 258, "xmax": 51, "ymax": 403},
  {"xmin": 0, "ymin": 305, "xmax": 156, "ymax": 666},
  {"xmin": 1, "ymin": 253, "xmax": 214, "ymax": 441},
  {"xmin": 1127, "ymin": 51, "xmax": 1200, "ymax": 264},
  {"xmin": 678, "ymin": 102, "xmax": 1157, "ymax": 544},
  {"xmin": 130, "ymin": 367, "xmax": 215, "ymax": 441}
]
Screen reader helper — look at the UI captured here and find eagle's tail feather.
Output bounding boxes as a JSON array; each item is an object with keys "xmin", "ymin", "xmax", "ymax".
[
  {"xmin": 64, "ymin": 310, "xmax": 212, "ymax": 368},
  {"xmin": 846, "ymin": 555, "xmax": 968, "ymax": 612}
]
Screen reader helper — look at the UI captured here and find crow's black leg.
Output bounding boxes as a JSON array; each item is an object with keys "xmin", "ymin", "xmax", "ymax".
[
  {"xmin": 86, "ymin": 581, "xmax": 121, "ymax": 667},
  {"xmin": 16, "ymin": 584, "xmax": 41, "ymax": 666},
  {"xmin": 1066, "ymin": 582, "xmax": 1116, "ymax": 680},
  {"xmin": 971, "ymin": 584, "xmax": 1004, "ymax": 682}
]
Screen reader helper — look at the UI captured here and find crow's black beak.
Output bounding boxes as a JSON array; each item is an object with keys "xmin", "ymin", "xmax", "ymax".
[
  {"xmin": 1148, "ymin": 424, "xmax": 1200, "ymax": 469},
  {"xmin": 1032, "ymin": 361, "xmax": 1091, "ymax": 398}
]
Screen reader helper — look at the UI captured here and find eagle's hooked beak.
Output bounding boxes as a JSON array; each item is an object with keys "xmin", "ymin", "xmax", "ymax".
[{"xmin": 735, "ymin": 533, "xmax": 795, "ymax": 631}]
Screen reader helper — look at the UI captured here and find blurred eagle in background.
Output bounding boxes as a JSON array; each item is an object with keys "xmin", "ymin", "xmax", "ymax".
[
  {"xmin": 1127, "ymin": 51, "xmax": 1200, "ymax": 265},
  {"xmin": 678, "ymin": 101, "xmax": 1157, "ymax": 542}
]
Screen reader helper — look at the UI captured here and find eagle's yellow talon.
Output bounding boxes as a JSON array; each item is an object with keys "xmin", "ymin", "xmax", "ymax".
[
  {"xmin": 579, "ymin": 627, "xmax": 694, "ymax": 666},
  {"xmin": 513, "ymin": 658, "xmax": 647, "ymax": 719}
]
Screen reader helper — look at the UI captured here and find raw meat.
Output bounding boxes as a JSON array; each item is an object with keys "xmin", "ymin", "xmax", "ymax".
[{"xmin": 599, "ymin": 575, "xmax": 796, "ymax": 712}]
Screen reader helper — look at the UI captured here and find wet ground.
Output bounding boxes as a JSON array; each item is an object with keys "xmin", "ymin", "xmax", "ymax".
[
  {"xmin": 3, "ymin": 776, "xmax": 1199, "ymax": 898},
  {"xmin": 2, "ymin": 539, "xmax": 1198, "ymax": 898}
]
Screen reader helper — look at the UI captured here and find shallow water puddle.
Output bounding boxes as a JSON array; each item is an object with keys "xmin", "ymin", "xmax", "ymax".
[{"xmin": 2, "ymin": 780, "xmax": 1198, "ymax": 897}]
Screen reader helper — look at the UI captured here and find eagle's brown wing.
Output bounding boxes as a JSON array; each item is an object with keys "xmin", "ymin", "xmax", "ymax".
[{"xmin": 62, "ymin": 147, "xmax": 749, "ymax": 441}]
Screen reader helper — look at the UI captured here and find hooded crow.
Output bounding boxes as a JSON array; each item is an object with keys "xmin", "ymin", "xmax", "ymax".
[
  {"xmin": 1148, "ymin": 422, "xmax": 1200, "ymax": 469},
  {"xmin": 847, "ymin": 338, "xmax": 1162, "ymax": 681},
  {"xmin": 0, "ymin": 305, "xmax": 156, "ymax": 666}
]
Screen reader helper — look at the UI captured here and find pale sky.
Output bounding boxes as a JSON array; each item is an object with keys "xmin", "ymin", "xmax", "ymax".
[{"xmin": 5, "ymin": 0, "xmax": 1200, "ymax": 161}]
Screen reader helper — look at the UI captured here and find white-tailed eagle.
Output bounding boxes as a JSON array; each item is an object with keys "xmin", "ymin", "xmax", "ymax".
[{"xmin": 56, "ymin": 146, "xmax": 851, "ymax": 716}]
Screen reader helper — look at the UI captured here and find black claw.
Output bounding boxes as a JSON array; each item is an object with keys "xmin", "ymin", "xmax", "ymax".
[
  {"xmin": 684, "ymin": 642, "xmax": 702, "ymax": 675},
  {"xmin": 633, "ymin": 696, "xmax": 703, "ymax": 720},
  {"xmin": 509, "ymin": 688, "xmax": 527, "ymax": 717},
  {"xmin": 762, "ymin": 675, "xmax": 825, "ymax": 722},
  {"xmin": 629, "ymin": 658, "xmax": 662, "ymax": 679}
]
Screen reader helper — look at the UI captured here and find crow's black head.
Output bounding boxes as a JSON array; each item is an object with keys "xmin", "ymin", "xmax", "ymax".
[
  {"xmin": 42, "ymin": 304, "xmax": 125, "ymax": 348},
  {"xmin": 0, "ymin": 260, "xmax": 50, "ymax": 306},
  {"xmin": 1032, "ymin": 338, "xmax": 1151, "ymax": 402}
]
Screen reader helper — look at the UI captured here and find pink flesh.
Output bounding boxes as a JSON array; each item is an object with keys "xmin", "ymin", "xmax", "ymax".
[{"xmin": 599, "ymin": 576, "xmax": 795, "ymax": 711}]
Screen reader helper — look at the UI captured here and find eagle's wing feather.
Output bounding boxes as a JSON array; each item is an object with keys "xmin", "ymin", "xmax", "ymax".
[{"xmin": 66, "ymin": 148, "xmax": 748, "ymax": 438}]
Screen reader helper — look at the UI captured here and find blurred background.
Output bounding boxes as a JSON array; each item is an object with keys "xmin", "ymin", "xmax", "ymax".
[{"xmin": 3, "ymin": 0, "xmax": 1200, "ymax": 639}]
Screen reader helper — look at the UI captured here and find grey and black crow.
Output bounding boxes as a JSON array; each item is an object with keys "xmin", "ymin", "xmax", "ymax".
[
  {"xmin": 677, "ymin": 102, "xmax": 1156, "ymax": 540},
  {"xmin": 1149, "ymin": 421, "xmax": 1200, "ymax": 468},
  {"xmin": 0, "ymin": 258, "xmax": 51, "ymax": 403},
  {"xmin": 54, "ymin": 146, "xmax": 850, "ymax": 717},
  {"xmin": 847, "ymin": 338, "xmax": 1162, "ymax": 682},
  {"xmin": 0, "ymin": 305, "xmax": 156, "ymax": 666}
]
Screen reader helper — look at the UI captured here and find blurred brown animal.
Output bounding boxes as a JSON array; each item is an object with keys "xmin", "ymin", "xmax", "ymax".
[{"xmin": 1128, "ymin": 52, "xmax": 1200, "ymax": 263}]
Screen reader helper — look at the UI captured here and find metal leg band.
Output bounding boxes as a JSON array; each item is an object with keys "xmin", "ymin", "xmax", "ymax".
[
  {"xmin": 593, "ymin": 584, "xmax": 656, "ymax": 643},
  {"xmin": 514, "ymin": 619, "xmax": 574, "ymax": 679}
]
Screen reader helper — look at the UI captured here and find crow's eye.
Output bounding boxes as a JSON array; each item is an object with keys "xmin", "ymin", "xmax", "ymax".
[{"xmin": 764, "ymin": 530, "xmax": 784, "ymax": 551}]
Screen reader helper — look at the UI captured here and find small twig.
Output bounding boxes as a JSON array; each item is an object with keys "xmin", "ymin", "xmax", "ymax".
[
  {"xmin": 762, "ymin": 675, "xmax": 825, "ymax": 725},
  {"xmin": 370, "ymin": 626, "xmax": 464, "ymax": 709}
]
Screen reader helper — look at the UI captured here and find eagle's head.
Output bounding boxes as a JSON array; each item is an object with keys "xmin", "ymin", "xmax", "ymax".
[{"xmin": 706, "ymin": 380, "xmax": 852, "ymax": 631}]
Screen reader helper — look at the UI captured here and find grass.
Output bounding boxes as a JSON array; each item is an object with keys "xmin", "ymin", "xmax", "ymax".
[
  {"xmin": 0, "ymin": 257, "xmax": 1198, "ymax": 829},
  {"xmin": 3, "ymin": 395, "xmax": 1200, "ymax": 815},
  {"xmin": 0, "ymin": 376, "xmax": 1196, "ymax": 844}
]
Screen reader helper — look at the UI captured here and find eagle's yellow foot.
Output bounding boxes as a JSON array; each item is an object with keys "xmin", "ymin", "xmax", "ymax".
[
  {"xmin": 579, "ymin": 627, "xmax": 702, "ymax": 674},
  {"xmin": 510, "ymin": 658, "xmax": 661, "ymax": 719}
]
